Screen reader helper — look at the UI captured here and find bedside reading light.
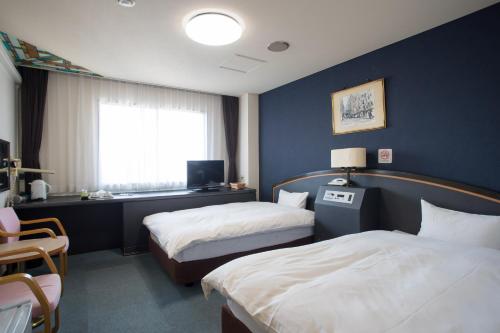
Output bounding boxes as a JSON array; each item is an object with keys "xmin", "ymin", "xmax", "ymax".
[{"xmin": 331, "ymin": 148, "xmax": 366, "ymax": 187}]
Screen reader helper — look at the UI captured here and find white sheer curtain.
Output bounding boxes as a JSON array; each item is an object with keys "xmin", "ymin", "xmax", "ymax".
[{"xmin": 40, "ymin": 72, "xmax": 226, "ymax": 194}]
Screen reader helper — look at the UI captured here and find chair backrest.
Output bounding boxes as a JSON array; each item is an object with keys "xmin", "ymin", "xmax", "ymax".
[{"xmin": 0, "ymin": 207, "xmax": 20, "ymax": 243}]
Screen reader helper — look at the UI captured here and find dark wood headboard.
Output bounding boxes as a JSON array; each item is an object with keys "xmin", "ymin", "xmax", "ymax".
[{"xmin": 272, "ymin": 169, "xmax": 500, "ymax": 234}]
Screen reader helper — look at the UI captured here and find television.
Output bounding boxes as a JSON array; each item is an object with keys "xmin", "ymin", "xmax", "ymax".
[
  {"xmin": 0, "ymin": 139, "xmax": 10, "ymax": 193},
  {"xmin": 187, "ymin": 160, "xmax": 224, "ymax": 191}
]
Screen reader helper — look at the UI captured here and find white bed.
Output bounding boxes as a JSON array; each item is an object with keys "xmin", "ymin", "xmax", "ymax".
[
  {"xmin": 149, "ymin": 225, "xmax": 313, "ymax": 262},
  {"xmin": 144, "ymin": 201, "xmax": 314, "ymax": 262},
  {"xmin": 202, "ymin": 230, "xmax": 500, "ymax": 333},
  {"xmin": 142, "ymin": 201, "xmax": 314, "ymax": 284}
]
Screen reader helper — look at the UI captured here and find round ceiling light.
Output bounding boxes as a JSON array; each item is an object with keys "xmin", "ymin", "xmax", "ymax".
[
  {"xmin": 117, "ymin": 0, "xmax": 136, "ymax": 7},
  {"xmin": 185, "ymin": 12, "xmax": 242, "ymax": 46}
]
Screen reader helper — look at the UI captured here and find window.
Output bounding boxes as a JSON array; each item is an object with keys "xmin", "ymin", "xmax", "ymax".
[
  {"xmin": 98, "ymin": 103, "xmax": 206, "ymax": 191},
  {"xmin": 41, "ymin": 72, "xmax": 225, "ymax": 194}
]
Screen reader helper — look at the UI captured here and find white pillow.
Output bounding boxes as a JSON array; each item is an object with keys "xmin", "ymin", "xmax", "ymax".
[
  {"xmin": 418, "ymin": 199, "xmax": 500, "ymax": 250},
  {"xmin": 277, "ymin": 189, "xmax": 309, "ymax": 209}
]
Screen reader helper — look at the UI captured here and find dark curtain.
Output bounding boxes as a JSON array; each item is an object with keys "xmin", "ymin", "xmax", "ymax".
[
  {"xmin": 222, "ymin": 95, "xmax": 239, "ymax": 183},
  {"xmin": 19, "ymin": 67, "xmax": 49, "ymax": 189}
]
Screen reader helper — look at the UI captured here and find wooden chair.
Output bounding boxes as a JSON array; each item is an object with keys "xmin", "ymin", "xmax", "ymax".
[
  {"xmin": 0, "ymin": 246, "xmax": 62, "ymax": 333},
  {"xmin": 0, "ymin": 207, "xmax": 69, "ymax": 276}
]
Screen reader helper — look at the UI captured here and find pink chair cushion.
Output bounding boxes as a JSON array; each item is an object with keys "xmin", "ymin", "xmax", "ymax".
[
  {"xmin": 0, "ymin": 207, "xmax": 20, "ymax": 243},
  {"xmin": 0, "ymin": 274, "xmax": 61, "ymax": 318},
  {"xmin": 57, "ymin": 235, "xmax": 70, "ymax": 252}
]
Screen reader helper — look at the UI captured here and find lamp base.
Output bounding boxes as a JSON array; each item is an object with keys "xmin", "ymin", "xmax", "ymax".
[{"xmin": 345, "ymin": 168, "xmax": 354, "ymax": 187}]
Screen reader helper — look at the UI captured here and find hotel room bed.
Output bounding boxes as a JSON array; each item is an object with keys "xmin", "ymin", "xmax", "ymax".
[
  {"xmin": 143, "ymin": 201, "xmax": 314, "ymax": 284},
  {"xmin": 201, "ymin": 169, "xmax": 500, "ymax": 333},
  {"xmin": 203, "ymin": 230, "xmax": 500, "ymax": 333}
]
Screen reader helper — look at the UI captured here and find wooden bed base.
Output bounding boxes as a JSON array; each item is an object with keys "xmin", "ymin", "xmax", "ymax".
[
  {"xmin": 149, "ymin": 235, "xmax": 313, "ymax": 285},
  {"xmin": 221, "ymin": 304, "xmax": 252, "ymax": 333}
]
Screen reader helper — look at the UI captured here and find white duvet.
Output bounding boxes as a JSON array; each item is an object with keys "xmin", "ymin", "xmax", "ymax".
[
  {"xmin": 202, "ymin": 230, "xmax": 500, "ymax": 333},
  {"xmin": 143, "ymin": 201, "xmax": 314, "ymax": 259}
]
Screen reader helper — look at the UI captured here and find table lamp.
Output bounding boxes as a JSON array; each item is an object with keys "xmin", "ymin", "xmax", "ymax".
[{"xmin": 331, "ymin": 148, "xmax": 366, "ymax": 187}]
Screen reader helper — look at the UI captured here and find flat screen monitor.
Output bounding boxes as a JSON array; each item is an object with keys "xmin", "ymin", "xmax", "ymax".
[
  {"xmin": 187, "ymin": 160, "xmax": 224, "ymax": 190},
  {"xmin": 0, "ymin": 139, "xmax": 10, "ymax": 193}
]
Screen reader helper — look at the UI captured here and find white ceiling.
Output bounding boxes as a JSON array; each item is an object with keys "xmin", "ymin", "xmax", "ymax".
[{"xmin": 0, "ymin": 0, "xmax": 497, "ymax": 96}]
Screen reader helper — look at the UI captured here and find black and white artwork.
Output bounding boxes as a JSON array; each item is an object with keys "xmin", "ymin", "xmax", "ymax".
[
  {"xmin": 340, "ymin": 89, "xmax": 375, "ymax": 126},
  {"xmin": 332, "ymin": 79, "xmax": 386, "ymax": 135}
]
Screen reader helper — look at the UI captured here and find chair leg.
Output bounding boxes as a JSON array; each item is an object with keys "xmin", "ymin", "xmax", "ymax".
[
  {"xmin": 59, "ymin": 252, "xmax": 65, "ymax": 277},
  {"xmin": 43, "ymin": 314, "xmax": 52, "ymax": 333},
  {"xmin": 52, "ymin": 306, "xmax": 60, "ymax": 333},
  {"xmin": 59, "ymin": 252, "xmax": 68, "ymax": 276},
  {"xmin": 57, "ymin": 253, "xmax": 65, "ymax": 294},
  {"xmin": 64, "ymin": 252, "xmax": 68, "ymax": 275},
  {"xmin": 16, "ymin": 261, "xmax": 26, "ymax": 273}
]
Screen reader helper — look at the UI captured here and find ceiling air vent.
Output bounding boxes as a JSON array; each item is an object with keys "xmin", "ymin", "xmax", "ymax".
[{"xmin": 219, "ymin": 54, "xmax": 267, "ymax": 74}]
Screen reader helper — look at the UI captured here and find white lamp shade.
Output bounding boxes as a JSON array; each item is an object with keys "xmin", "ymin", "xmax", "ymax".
[{"xmin": 331, "ymin": 148, "xmax": 366, "ymax": 168}]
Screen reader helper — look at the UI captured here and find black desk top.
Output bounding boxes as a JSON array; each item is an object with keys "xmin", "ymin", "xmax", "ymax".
[{"xmin": 14, "ymin": 187, "xmax": 256, "ymax": 209}]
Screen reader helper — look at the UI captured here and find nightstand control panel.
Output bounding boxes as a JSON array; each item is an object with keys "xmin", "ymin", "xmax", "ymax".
[
  {"xmin": 323, "ymin": 190, "xmax": 355, "ymax": 204},
  {"xmin": 314, "ymin": 185, "xmax": 379, "ymax": 241}
]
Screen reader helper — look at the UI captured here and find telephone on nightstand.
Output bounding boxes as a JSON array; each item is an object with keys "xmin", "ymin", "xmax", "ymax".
[{"xmin": 328, "ymin": 178, "xmax": 348, "ymax": 186}]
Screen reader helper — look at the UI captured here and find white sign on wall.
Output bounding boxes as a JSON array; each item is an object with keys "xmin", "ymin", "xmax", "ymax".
[{"xmin": 378, "ymin": 149, "xmax": 392, "ymax": 163}]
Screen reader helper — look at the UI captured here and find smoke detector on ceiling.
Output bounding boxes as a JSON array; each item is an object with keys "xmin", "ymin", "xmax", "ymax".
[
  {"xmin": 268, "ymin": 41, "xmax": 290, "ymax": 52},
  {"xmin": 117, "ymin": 0, "xmax": 136, "ymax": 8}
]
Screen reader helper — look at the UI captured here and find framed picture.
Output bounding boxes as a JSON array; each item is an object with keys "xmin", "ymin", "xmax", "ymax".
[{"xmin": 331, "ymin": 78, "xmax": 386, "ymax": 135}]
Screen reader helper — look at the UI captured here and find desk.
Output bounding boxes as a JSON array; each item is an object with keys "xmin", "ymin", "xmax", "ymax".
[{"xmin": 14, "ymin": 188, "xmax": 256, "ymax": 255}]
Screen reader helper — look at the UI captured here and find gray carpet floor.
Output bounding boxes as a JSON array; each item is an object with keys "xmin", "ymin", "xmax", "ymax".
[{"xmin": 32, "ymin": 249, "xmax": 225, "ymax": 333}]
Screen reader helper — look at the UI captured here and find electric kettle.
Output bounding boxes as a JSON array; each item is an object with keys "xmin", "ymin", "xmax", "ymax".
[{"xmin": 30, "ymin": 179, "xmax": 51, "ymax": 200}]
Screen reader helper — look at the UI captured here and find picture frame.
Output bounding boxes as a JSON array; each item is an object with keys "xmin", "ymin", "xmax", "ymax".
[{"xmin": 331, "ymin": 78, "xmax": 386, "ymax": 135}]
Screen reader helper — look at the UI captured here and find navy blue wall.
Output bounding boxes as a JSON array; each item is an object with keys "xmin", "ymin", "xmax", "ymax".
[{"xmin": 259, "ymin": 4, "xmax": 500, "ymax": 201}]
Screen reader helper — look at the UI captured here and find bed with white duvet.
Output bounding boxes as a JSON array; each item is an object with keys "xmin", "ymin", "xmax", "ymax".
[
  {"xmin": 142, "ymin": 199, "xmax": 314, "ymax": 284},
  {"xmin": 144, "ymin": 201, "xmax": 314, "ymax": 261},
  {"xmin": 202, "ymin": 230, "xmax": 500, "ymax": 333}
]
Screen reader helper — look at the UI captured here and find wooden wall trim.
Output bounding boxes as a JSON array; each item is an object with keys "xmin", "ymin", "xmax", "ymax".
[{"xmin": 272, "ymin": 169, "xmax": 500, "ymax": 204}]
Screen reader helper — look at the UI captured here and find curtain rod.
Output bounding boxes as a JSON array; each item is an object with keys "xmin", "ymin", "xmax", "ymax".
[
  {"xmin": 102, "ymin": 74, "xmax": 231, "ymax": 97},
  {"xmin": 18, "ymin": 65, "xmax": 237, "ymax": 98}
]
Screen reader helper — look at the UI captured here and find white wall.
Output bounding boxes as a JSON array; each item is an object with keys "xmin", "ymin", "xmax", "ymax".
[
  {"xmin": 238, "ymin": 93, "xmax": 259, "ymax": 198},
  {"xmin": 0, "ymin": 46, "xmax": 21, "ymax": 207}
]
